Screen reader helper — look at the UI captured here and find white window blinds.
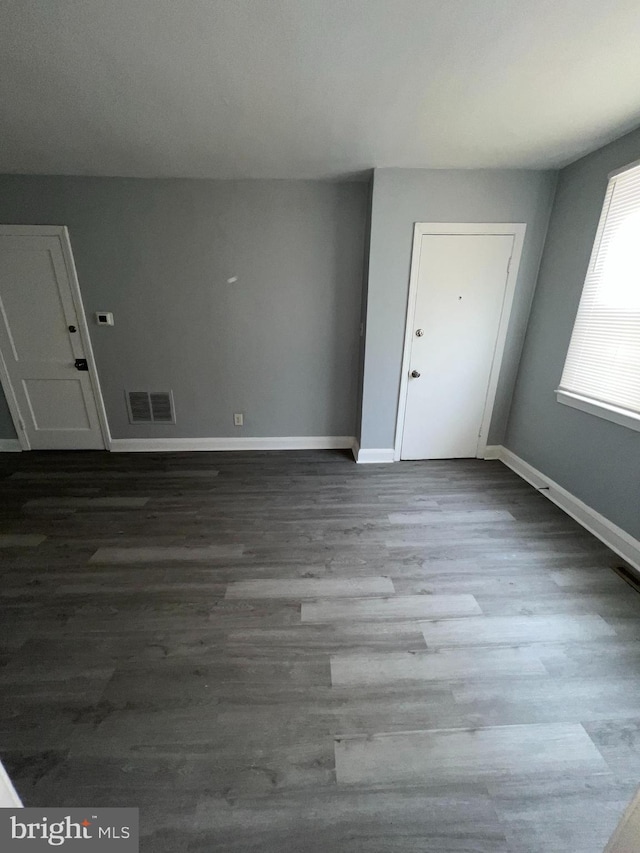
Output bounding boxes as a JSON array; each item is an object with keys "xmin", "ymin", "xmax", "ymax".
[{"xmin": 558, "ymin": 160, "xmax": 640, "ymax": 421}]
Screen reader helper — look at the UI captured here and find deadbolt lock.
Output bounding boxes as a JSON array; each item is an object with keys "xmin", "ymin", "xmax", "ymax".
[{"xmin": 415, "ymin": 329, "xmax": 424, "ymax": 337}]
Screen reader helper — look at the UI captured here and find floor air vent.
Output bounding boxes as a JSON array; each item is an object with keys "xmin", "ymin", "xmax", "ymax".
[{"xmin": 126, "ymin": 391, "xmax": 175, "ymax": 424}]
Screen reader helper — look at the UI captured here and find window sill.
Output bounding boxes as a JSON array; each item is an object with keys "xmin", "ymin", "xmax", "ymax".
[{"xmin": 556, "ymin": 390, "xmax": 640, "ymax": 434}]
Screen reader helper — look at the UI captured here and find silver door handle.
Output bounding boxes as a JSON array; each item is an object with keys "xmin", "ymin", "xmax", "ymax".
[{"xmin": 411, "ymin": 370, "xmax": 420, "ymax": 378}]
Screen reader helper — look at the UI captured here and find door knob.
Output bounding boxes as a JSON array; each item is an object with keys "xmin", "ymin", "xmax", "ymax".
[
  {"xmin": 74, "ymin": 359, "xmax": 88, "ymax": 371},
  {"xmin": 411, "ymin": 369, "xmax": 421, "ymax": 378}
]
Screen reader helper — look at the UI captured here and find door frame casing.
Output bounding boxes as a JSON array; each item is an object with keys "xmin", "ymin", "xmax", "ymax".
[
  {"xmin": 0, "ymin": 225, "xmax": 111, "ymax": 451},
  {"xmin": 394, "ymin": 222, "xmax": 526, "ymax": 461}
]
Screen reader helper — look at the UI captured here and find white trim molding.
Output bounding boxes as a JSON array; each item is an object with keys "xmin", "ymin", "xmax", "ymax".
[
  {"xmin": 605, "ymin": 785, "xmax": 640, "ymax": 852},
  {"xmin": 0, "ymin": 758, "xmax": 22, "ymax": 807},
  {"xmin": 556, "ymin": 389, "xmax": 640, "ymax": 434},
  {"xmin": 0, "ymin": 438, "xmax": 22, "ymax": 452},
  {"xmin": 394, "ymin": 222, "xmax": 526, "ymax": 462},
  {"xmin": 354, "ymin": 447, "xmax": 395, "ymax": 464},
  {"xmin": 0, "ymin": 334, "xmax": 29, "ymax": 450},
  {"xmin": 494, "ymin": 445, "xmax": 640, "ymax": 574},
  {"xmin": 482, "ymin": 445, "xmax": 502, "ymax": 460},
  {"xmin": 609, "ymin": 155, "xmax": 640, "ymax": 179},
  {"xmin": 110, "ymin": 436, "xmax": 355, "ymax": 453}
]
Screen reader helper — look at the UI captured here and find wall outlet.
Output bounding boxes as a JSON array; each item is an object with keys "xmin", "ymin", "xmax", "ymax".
[{"xmin": 233, "ymin": 413, "xmax": 244, "ymax": 426}]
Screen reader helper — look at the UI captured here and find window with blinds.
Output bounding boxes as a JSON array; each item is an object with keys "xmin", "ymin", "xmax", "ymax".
[{"xmin": 557, "ymin": 158, "xmax": 640, "ymax": 432}]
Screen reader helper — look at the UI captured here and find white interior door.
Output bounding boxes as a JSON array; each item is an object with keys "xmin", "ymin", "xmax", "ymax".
[
  {"xmin": 401, "ymin": 233, "xmax": 514, "ymax": 460},
  {"xmin": 0, "ymin": 230, "xmax": 106, "ymax": 450}
]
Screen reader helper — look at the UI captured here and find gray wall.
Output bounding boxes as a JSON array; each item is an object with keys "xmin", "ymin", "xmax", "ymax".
[
  {"xmin": 359, "ymin": 168, "xmax": 557, "ymax": 449},
  {"xmin": 0, "ymin": 389, "xmax": 15, "ymax": 440},
  {"xmin": 506, "ymin": 126, "xmax": 640, "ymax": 540},
  {"xmin": 0, "ymin": 176, "xmax": 367, "ymax": 440}
]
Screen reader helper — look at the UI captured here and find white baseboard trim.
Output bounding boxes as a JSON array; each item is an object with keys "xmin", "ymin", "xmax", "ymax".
[
  {"xmin": 604, "ymin": 786, "xmax": 640, "ymax": 852},
  {"xmin": 482, "ymin": 445, "xmax": 502, "ymax": 460},
  {"xmin": 496, "ymin": 445, "xmax": 640, "ymax": 574},
  {"xmin": 0, "ymin": 439, "xmax": 21, "ymax": 452},
  {"xmin": 109, "ymin": 436, "xmax": 355, "ymax": 453},
  {"xmin": 354, "ymin": 447, "xmax": 395, "ymax": 464}
]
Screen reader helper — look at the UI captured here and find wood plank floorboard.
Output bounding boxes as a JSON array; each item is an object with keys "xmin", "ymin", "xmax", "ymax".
[
  {"xmin": 89, "ymin": 544, "xmax": 245, "ymax": 563},
  {"xmin": 388, "ymin": 509, "xmax": 516, "ymax": 524},
  {"xmin": 334, "ymin": 723, "xmax": 609, "ymax": 786},
  {"xmin": 420, "ymin": 613, "xmax": 616, "ymax": 647},
  {"xmin": 24, "ymin": 496, "xmax": 151, "ymax": 509},
  {"xmin": 225, "ymin": 577, "xmax": 395, "ymax": 599},
  {"xmin": 0, "ymin": 533, "xmax": 47, "ymax": 547},
  {"xmin": 330, "ymin": 647, "xmax": 548, "ymax": 687},
  {"xmin": 301, "ymin": 593, "xmax": 482, "ymax": 623},
  {"xmin": 0, "ymin": 449, "xmax": 638, "ymax": 851}
]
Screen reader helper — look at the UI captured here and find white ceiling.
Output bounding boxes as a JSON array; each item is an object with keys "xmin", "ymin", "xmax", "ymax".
[{"xmin": 2, "ymin": 0, "xmax": 640, "ymax": 179}]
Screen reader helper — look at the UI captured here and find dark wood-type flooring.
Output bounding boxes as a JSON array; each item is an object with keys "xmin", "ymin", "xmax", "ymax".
[{"xmin": 1, "ymin": 450, "xmax": 639, "ymax": 851}]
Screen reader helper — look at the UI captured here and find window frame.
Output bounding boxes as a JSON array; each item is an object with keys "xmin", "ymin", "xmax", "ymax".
[{"xmin": 556, "ymin": 157, "xmax": 640, "ymax": 432}]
